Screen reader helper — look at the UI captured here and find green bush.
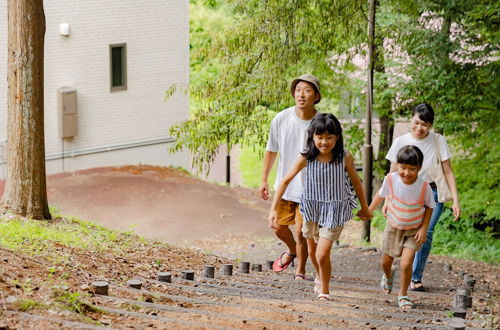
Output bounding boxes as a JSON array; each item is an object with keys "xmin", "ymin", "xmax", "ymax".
[
  {"xmin": 239, "ymin": 145, "xmax": 277, "ymax": 189},
  {"xmin": 432, "ymin": 209, "xmax": 500, "ymax": 264}
]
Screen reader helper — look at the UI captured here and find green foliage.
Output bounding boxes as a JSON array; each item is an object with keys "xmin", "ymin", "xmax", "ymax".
[
  {"xmin": 452, "ymin": 135, "xmax": 500, "ymax": 223},
  {"xmin": 238, "ymin": 145, "xmax": 277, "ymax": 189},
  {"xmin": 370, "ymin": 209, "xmax": 388, "ymax": 231},
  {"xmin": 16, "ymin": 299, "xmax": 46, "ymax": 312},
  {"xmin": 0, "ymin": 214, "xmax": 146, "ymax": 259},
  {"xmin": 52, "ymin": 290, "xmax": 97, "ymax": 314},
  {"xmin": 171, "ymin": 0, "xmax": 367, "ymax": 173},
  {"xmin": 432, "ymin": 209, "xmax": 500, "ymax": 264}
]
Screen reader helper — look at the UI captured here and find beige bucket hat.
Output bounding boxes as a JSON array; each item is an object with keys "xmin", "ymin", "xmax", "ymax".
[{"xmin": 290, "ymin": 74, "xmax": 321, "ymax": 104}]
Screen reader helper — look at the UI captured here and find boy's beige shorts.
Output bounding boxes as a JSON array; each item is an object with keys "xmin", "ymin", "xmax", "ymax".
[{"xmin": 382, "ymin": 222, "xmax": 422, "ymax": 258}]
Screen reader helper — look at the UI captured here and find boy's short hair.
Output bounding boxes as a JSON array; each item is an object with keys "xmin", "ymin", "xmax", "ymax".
[
  {"xmin": 397, "ymin": 145, "xmax": 424, "ymax": 167},
  {"xmin": 413, "ymin": 103, "xmax": 434, "ymax": 124}
]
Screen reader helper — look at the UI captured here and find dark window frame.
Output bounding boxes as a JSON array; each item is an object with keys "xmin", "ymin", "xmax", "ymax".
[{"xmin": 110, "ymin": 43, "xmax": 127, "ymax": 91}]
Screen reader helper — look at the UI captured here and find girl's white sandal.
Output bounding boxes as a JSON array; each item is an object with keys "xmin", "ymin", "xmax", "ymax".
[{"xmin": 317, "ymin": 293, "xmax": 331, "ymax": 301}]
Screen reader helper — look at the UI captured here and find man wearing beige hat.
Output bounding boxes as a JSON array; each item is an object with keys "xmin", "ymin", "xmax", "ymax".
[{"xmin": 260, "ymin": 74, "xmax": 321, "ymax": 279}]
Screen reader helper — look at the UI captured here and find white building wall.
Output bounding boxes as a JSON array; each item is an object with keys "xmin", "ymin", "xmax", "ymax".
[{"xmin": 0, "ymin": 0, "xmax": 189, "ymax": 179}]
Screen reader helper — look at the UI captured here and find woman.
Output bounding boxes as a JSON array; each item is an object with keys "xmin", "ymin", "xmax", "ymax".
[{"xmin": 385, "ymin": 103, "xmax": 460, "ymax": 292}]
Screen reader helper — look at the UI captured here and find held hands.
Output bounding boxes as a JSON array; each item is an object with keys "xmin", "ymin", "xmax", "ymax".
[
  {"xmin": 381, "ymin": 203, "xmax": 388, "ymax": 216},
  {"xmin": 414, "ymin": 227, "xmax": 428, "ymax": 245},
  {"xmin": 356, "ymin": 207, "xmax": 372, "ymax": 221}
]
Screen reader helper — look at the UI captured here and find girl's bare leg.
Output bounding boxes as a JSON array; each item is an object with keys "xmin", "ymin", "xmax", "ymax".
[
  {"xmin": 316, "ymin": 238, "xmax": 334, "ymax": 294},
  {"xmin": 306, "ymin": 238, "xmax": 320, "ymax": 275}
]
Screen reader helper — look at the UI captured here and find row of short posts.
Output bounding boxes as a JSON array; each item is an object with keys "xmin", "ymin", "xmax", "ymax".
[
  {"xmin": 448, "ymin": 273, "xmax": 476, "ymax": 330},
  {"xmin": 90, "ymin": 261, "xmax": 268, "ymax": 295}
]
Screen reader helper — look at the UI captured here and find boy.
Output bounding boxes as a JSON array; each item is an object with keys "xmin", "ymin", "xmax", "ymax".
[{"xmin": 369, "ymin": 145, "xmax": 435, "ymax": 309}]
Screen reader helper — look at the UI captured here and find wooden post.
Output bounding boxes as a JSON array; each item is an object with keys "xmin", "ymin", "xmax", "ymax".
[
  {"xmin": 464, "ymin": 274, "xmax": 476, "ymax": 292},
  {"xmin": 455, "ymin": 288, "xmax": 472, "ymax": 309},
  {"xmin": 222, "ymin": 264, "xmax": 233, "ymax": 276},
  {"xmin": 239, "ymin": 261, "xmax": 250, "ymax": 274},
  {"xmin": 158, "ymin": 272, "xmax": 172, "ymax": 283},
  {"xmin": 453, "ymin": 308, "xmax": 466, "ymax": 319},
  {"xmin": 91, "ymin": 281, "xmax": 109, "ymax": 295},
  {"xmin": 251, "ymin": 264, "xmax": 262, "ymax": 272},
  {"xmin": 202, "ymin": 265, "xmax": 215, "ymax": 278},
  {"xmin": 362, "ymin": 0, "xmax": 376, "ymax": 242},
  {"xmin": 447, "ymin": 317, "xmax": 465, "ymax": 330},
  {"xmin": 181, "ymin": 270, "xmax": 195, "ymax": 280},
  {"xmin": 127, "ymin": 279, "xmax": 142, "ymax": 289}
]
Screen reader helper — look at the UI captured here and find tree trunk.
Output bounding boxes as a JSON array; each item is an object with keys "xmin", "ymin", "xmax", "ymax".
[
  {"xmin": 377, "ymin": 114, "xmax": 393, "ymax": 174},
  {"xmin": 362, "ymin": 0, "xmax": 376, "ymax": 242},
  {"xmin": 1, "ymin": 0, "xmax": 51, "ymax": 219}
]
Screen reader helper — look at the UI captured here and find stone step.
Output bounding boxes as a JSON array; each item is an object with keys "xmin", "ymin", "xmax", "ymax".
[
  {"xmin": 89, "ymin": 304, "xmax": 234, "ymax": 330},
  {"xmin": 112, "ymin": 283, "xmax": 453, "ymax": 327},
  {"xmin": 4, "ymin": 311, "xmax": 108, "ymax": 329},
  {"xmin": 155, "ymin": 276, "xmax": 453, "ymax": 315},
  {"xmin": 94, "ymin": 292, "xmax": 447, "ymax": 329}
]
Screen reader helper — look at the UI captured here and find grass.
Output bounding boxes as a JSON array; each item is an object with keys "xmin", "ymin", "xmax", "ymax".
[
  {"xmin": 432, "ymin": 209, "xmax": 500, "ymax": 264},
  {"xmin": 238, "ymin": 145, "xmax": 277, "ymax": 189},
  {"xmin": 52, "ymin": 290, "xmax": 99, "ymax": 314},
  {"xmin": 0, "ymin": 212, "xmax": 147, "ymax": 260},
  {"xmin": 16, "ymin": 299, "xmax": 46, "ymax": 312}
]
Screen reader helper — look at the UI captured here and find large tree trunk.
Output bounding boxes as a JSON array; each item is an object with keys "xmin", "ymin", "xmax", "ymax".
[{"xmin": 1, "ymin": 0, "xmax": 51, "ymax": 219}]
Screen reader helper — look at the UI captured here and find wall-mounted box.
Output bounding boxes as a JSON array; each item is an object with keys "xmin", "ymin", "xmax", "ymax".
[{"xmin": 58, "ymin": 87, "xmax": 78, "ymax": 138}]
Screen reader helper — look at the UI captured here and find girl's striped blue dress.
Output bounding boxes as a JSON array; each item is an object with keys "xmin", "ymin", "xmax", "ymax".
[{"xmin": 299, "ymin": 156, "xmax": 357, "ymax": 229}]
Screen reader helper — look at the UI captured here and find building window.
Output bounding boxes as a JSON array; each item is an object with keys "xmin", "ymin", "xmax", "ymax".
[{"xmin": 110, "ymin": 43, "xmax": 127, "ymax": 91}]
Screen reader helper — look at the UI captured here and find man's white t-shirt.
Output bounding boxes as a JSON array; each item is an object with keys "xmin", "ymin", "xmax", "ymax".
[
  {"xmin": 379, "ymin": 173, "xmax": 436, "ymax": 209},
  {"xmin": 386, "ymin": 132, "xmax": 451, "ymax": 182},
  {"xmin": 266, "ymin": 106, "xmax": 317, "ymax": 203}
]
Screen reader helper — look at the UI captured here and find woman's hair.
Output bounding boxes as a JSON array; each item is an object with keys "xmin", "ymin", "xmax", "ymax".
[
  {"xmin": 301, "ymin": 113, "xmax": 344, "ymax": 163},
  {"xmin": 397, "ymin": 145, "xmax": 424, "ymax": 167},
  {"xmin": 412, "ymin": 103, "xmax": 434, "ymax": 124}
]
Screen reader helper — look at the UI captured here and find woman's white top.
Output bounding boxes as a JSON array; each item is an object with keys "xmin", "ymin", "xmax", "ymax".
[{"xmin": 386, "ymin": 132, "xmax": 451, "ymax": 182}]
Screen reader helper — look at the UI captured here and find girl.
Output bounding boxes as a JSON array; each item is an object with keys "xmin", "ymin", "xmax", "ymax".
[
  {"xmin": 385, "ymin": 103, "xmax": 460, "ymax": 292},
  {"xmin": 370, "ymin": 145, "xmax": 435, "ymax": 309},
  {"xmin": 268, "ymin": 113, "xmax": 371, "ymax": 300}
]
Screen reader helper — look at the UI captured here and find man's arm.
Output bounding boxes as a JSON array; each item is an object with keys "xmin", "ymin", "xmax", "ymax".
[{"xmin": 259, "ymin": 151, "xmax": 277, "ymax": 200}]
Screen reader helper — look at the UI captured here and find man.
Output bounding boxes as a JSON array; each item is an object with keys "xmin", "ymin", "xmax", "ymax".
[{"xmin": 260, "ymin": 74, "xmax": 321, "ymax": 279}]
